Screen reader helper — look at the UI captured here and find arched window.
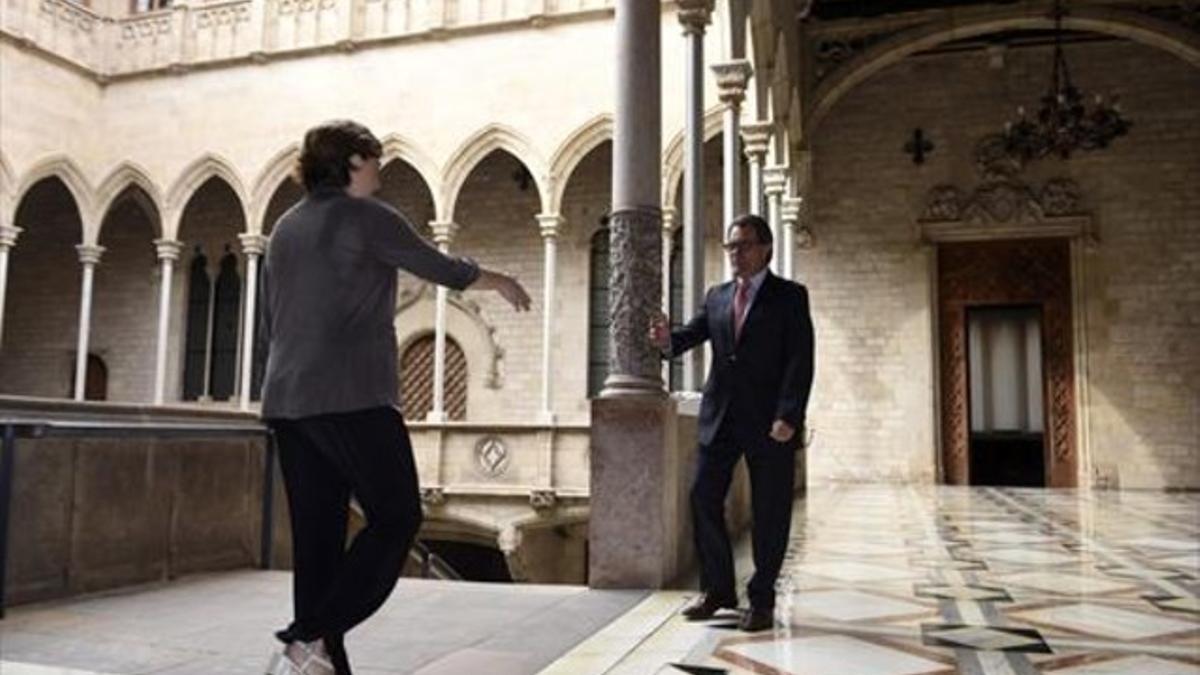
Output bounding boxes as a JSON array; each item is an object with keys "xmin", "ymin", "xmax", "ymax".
[
  {"xmin": 182, "ymin": 250, "xmax": 210, "ymax": 401},
  {"xmin": 181, "ymin": 247, "xmax": 242, "ymax": 402},
  {"xmin": 400, "ymin": 335, "xmax": 467, "ymax": 421},
  {"xmin": 209, "ymin": 250, "xmax": 242, "ymax": 400},
  {"xmin": 587, "ymin": 227, "xmax": 610, "ymax": 398},
  {"xmin": 70, "ymin": 353, "xmax": 108, "ymax": 401},
  {"xmin": 668, "ymin": 228, "xmax": 683, "ymax": 391}
]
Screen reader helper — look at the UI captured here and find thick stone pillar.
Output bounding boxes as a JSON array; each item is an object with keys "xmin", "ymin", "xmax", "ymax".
[
  {"xmin": 537, "ymin": 214, "xmax": 562, "ymax": 423},
  {"xmin": 73, "ymin": 244, "xmax": 104, "ymax": 401},
  {"xmin": 592, "ymin": 0, "xmax": 683, "ymax": 590},
  {"xmin": 678, "ymin": 0, "xmax": 711, "ymax": 392},
  {"xmin": 152, "ymin": 239, "xmax": 183, "ymax": 404},
  {"xmin": 712, "ymin": 59, "xmax": 752, "ymax": 281},
  {"xmin": 762, "ymin": 164, "xmax": 788, "ymax": 274},
  {"xmin": 428, "ymin": 221, "xmax": 457, "ymax": 423},
  {"xmin": 741, "ymin": 121, "xmax": 772, "ymax": 218},
  {"xmin": 238, "ymin": 234, "xmax": 268, "ymax": 411},
  {"xmin": 0, "ymin": 225, "xmax": 21, "ymax": 349}
]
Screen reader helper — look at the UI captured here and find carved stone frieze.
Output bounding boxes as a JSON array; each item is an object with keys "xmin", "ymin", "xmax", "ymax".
[
  {"xmin": 121, "ymin": 16, "xmax": 172, "ymax": 41},
  {"xmin": 604, "ymin": 207, "xmax": 663, "ymax": 393},
  {"xmin": 41, "ymin": 0, "xmax": 96, "ymax": 32},
  {"xmin": 811, "ymin": 30, "xmax": 901, "ymax": 83},
  {"xmin": 195, "ymin": 4, "xmax": 251, "ymax": 30}
]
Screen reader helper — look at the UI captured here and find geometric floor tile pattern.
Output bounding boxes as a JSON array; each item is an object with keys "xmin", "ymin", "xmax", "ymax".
[{"xmin": 546, "ymin": 485, "xmax": 1200, "ymax": 674}]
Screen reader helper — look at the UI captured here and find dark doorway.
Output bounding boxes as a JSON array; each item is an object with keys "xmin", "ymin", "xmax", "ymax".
[
  {"xmin": 421, "ymin": 539, "xmax": 513, "ymax": 582},
  {"xmin": 965, "ymin": 305, "xmax": 1046, "ymax": 487}
]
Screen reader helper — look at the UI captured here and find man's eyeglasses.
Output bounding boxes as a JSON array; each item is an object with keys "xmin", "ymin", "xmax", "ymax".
[{"xmin": 722, "ymin": 241, "xmax": 767, "ymax": 253}]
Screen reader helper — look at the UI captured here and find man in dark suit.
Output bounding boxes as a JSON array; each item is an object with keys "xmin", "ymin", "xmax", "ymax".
[{"xmin": 649, "ymin": 214, "xmax": 815, "ymax": 632}]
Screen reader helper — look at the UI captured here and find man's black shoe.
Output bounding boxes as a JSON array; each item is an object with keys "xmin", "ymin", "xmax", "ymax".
[
  {"xmin": 738, "ymin": 606, "xmax": 774, "ymax": 632},
  {"xmin": 681, "ymin": 594, "xmax": 738, "ymax": 621}
]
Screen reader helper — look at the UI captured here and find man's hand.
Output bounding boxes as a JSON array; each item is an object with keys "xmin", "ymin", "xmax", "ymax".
[
  {"xmin": 769, "ymin": 419, "xmax": 795, "ymax": 443},
  {"xmin": 473, "ymin": 269, "xmax": 532, "ymax": 312},
  {"xmin": 648, "ymin": 311, "xmax": 670, "ymax": 351}
]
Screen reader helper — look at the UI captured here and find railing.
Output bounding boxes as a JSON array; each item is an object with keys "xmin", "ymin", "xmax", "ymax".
[
  {"xmin": 0, "ymin": 0, "xmax": 616, "ymax": 78},
  {"xmin": 0, "ymin": 397, "xmax": 270, "ymax": 617}
]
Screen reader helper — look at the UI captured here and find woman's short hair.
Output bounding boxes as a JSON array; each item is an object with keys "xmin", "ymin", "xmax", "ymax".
[{"xmin": 294, "ymin": 120, "xmax": 382, "ymax": 192}]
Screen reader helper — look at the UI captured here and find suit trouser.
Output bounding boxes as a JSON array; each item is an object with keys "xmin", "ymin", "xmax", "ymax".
[
  {"xmin": 691, "ymin": 423, "xmax": 797, "ymax": 609},
  {"xmin": 271, "ymin": 406, "xmax": 423, "ymax": 675}
]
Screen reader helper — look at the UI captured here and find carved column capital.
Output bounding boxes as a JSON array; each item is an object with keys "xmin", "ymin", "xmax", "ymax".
[
  {"xmin": 781, "ymin": 196, "xmax": 803, "ymax": 225},
  {"xmin": 711, "ymin": 60, "xmax": 753, "ymax": 106},
  {"xmin": 742, "ymin": 121, "xmax": 774, "ymax": 159},
  {"xmin": 154, "ymin": 238, "xmax": 184, "ymax": 262},
  {"xmin": 76, "ymin": 244, "xmax": 105, "ymax": 266},
  {"xmin": 238, "ymin": 233, "xmax": 269, "ymax": 257},
  {"xmin": 429, "ymin": 221, "xmax": 459, "ymax": 247},
  {"xmin": 661, "ymin": 206, "xmax": 677, "ymax": 234},
  {"xmin": 762, "ymin": 165, "xmax": 789, "ymax": 196},
  {"xmin": 0, "ymin": 225, "xmax": 22, "ymax": 250},
  {"xmin": 536, "ymin": 214, "xmax": 563, "ymax": 240},
  {"xmin": 677, "ymin": 0, "xmax": 713, "ymax": 35}
]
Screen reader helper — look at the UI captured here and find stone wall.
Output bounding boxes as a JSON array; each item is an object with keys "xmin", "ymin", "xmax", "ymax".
[{"xmin": 806, "ymin": 38, "xmax": 1200, "ymax": 488}]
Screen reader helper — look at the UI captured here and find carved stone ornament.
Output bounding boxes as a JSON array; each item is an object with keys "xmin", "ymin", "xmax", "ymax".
[
  {"xmin": 605, "ymin": 207, "xmax": 664, "ymax": 391},
  {"xmin": 475, "ymin": 436, "xmax": 510, "ymax": 478},
  {"xmin": 419, "ymin": 487, "xmax": 445, "ymax": 506},
  {"xmin": 529, "ymin": 489, "xmax": 557, "ymax": 510},
  {"xmin": 811, "ymin": 30, "xmax": 901, "ymax": 83}
]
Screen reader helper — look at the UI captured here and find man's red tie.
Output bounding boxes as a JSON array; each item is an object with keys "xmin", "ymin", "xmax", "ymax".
[{"xmin": 733, "ymin": 279, "xmax": 750, "ymax": 341}]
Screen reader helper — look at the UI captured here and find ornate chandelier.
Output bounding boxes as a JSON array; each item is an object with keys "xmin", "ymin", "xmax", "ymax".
[{"xmin": 1003, "ymin": 0, "xmax": 1131, "ymax": 162}]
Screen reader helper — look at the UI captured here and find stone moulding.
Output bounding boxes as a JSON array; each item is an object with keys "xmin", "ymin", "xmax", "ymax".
[{"xmin": 918, "ymin": 177, "xmax": 1096, "ymax": 246}]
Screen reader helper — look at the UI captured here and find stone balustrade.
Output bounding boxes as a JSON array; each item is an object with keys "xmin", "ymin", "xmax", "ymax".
[{"xmin": 0, "ymin": 0, "xmax": 618, "ymax": 78}]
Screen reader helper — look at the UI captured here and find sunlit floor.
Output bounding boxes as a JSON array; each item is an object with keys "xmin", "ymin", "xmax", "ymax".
[
  {"xmin": 543, "ymin": 486, "xmax": 1200, "ymax": 674},
  {"xmin": 2, "ymin": 486, "xmax": 1197, "ymax": 674}
]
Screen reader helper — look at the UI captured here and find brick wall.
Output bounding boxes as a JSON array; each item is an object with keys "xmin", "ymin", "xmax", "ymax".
[{"xmin": 807, "ymin": 39, "xmax": 1199, "ymax": 487}]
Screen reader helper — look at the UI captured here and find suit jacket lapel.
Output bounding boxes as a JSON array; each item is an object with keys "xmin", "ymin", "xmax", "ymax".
[
  {"xmin": 735, "ymin": 272, "xmax": 776, "ymax": 346},
  {"xmin": 716, "ymin": 281, "xmax": 736, "ymax": 353}
]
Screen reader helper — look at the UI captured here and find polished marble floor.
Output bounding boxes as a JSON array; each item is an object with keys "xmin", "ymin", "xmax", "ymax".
[{"xmin": 543, "ymin": 486, "xmax": 1200, "ymax": 674}]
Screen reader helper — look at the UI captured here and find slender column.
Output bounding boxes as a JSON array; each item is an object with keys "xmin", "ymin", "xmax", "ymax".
[
  {"xmin": 428, "ymin": 221, "xmax": 458, "ymax": 422},
  {"xmin": 603, "ymin": 0, "xmax": 662, "ymax": 397},
  {"xmin": 781, "ymin": 196, "xmax": 801, "ymax": 280},
  {"xmin": 678, "ymin": 0, "xmax": 712, "ymax": 392},
  {"xmin": 238, "ymin": 234, "xmax": 268, "ymax": 411},
  {"xmin": 741, "ymin": 121, "xmax": 773, "ymax": 217},
  {"xmin": 660, "ymin": 208, "xmax": 675, "ymax": 386},
  {"xmin": 73, "ymin": 244, "xmax": 104, "ymax": 401},
  {"xmin": 0, "ymin": 226, "xmax": 22, "ymax": 349},
  {"xmin": 762, "ymin": 164, "xmax": 788, "ymax": 274},
  {"xmin": 712, "ymin": 60, "xmax": 752, "ymax": 282},
  {"xmin": 537, "ymin": 214, "xmax": 562, "ymax": 423},
  {"xmin": 152, "ymin": 239, "xmax": 184, "ymax": 404}
]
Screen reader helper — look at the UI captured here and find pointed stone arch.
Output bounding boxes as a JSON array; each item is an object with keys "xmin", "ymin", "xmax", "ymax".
[
  {"xmin": 94, "ymin": 162, "xmax": 165, "ymax": 240},
  {"xmin": 249, "ymin": 144, "xmax": 300, "ymax": 233},
  {"xmin": 441, "ymin": 125, "xmax": 548, "ymax": 223},
  {"xmin": 809, "ymin": 6, "xmax": 1200, "ymax": 136},
  {"xmin": 0, "ymin": 150, "xmax": 15, "ymax": 222},
  {"xmin": 547, "ymin": 114, "xmax": 613, "ymax": 215},
  {"xmin": 164, "ymin": 154, "xmax": 249, "ymax": 240},
  {"xmin": 380, "ymin": 132, "xmax": 444, "ymax": 221},
  {"xmin": 662, "ymin": 105, "xmax": 725, "ymax": 208},
  {"xmin": 13, "ymin": 155, "xmax": 95, "ymax": 240}
]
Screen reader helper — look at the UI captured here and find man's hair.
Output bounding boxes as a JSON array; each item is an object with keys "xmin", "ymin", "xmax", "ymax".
[
  {"xmin": 728, "ymin": 214, "xmax": 773, "ymax": 246},
  {"xmin": 294, "ymin": 120, "xmax": 383, "ymax": 192}
]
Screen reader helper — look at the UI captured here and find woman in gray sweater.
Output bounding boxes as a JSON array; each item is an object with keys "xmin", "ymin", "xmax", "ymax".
[{"xmin": 261, "ymin": 120, "xmax": 530, "ymax": 675}]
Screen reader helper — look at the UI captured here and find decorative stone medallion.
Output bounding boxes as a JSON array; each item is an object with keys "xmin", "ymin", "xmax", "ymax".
[{"xmin": 475, "ymin": 436, "xmax": 510, "ymax": 478}]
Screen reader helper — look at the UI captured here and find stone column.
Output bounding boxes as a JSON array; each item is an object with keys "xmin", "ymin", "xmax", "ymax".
[
  {"xmin": 677, "ymin": 0, "xmax": 712, "ymax": 392},
  {"xmin": 712, "ymin": 60, "xmax": 752, "ymax": 282},
  {"xmin": 781, "ymin": 196, "xmax": 801, "ymax": 281},
  {"xmin": 428, "ymin": 221, "xmax": 457, "ymax": 423},
  {"xmin": 152, "ymin": 239, "xmax": 183, "ymax": 405},
  {"xmin": 0, "ymin": 225, "xmax": 22, "ymax": 349},
  {"xmin": 537, "ymin": 214, "xmax": 562, "ymax": 423},
  {"xmin": 238, "ymin": 234, "xmax": 268, "ymax": 411},
  {"xmin": 592, "ymin": 0, "xmax": 684, "ymax": 590},
  {"xmin": 762, "ymin": 164, "xmax": 788, "ymax": 274},
  {"xmin": 741, "ymin": 121, "xmax": 773, "ymax": 218},
  {"xmin": 73, "ymin": 244, "xmax": 104, "ymax": 401}
]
